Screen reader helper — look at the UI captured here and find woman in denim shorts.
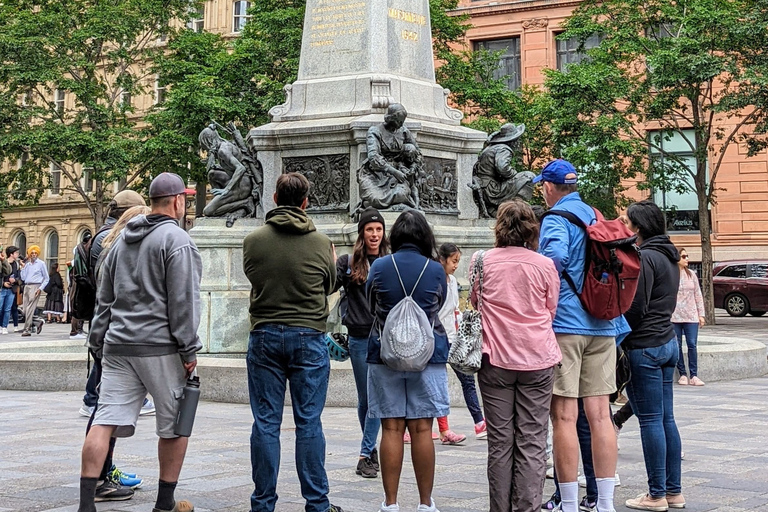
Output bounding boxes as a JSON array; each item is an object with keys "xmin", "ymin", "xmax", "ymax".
[{"xmin": 366, "ymin": 210, "xmax": 450, "ymax": 512}]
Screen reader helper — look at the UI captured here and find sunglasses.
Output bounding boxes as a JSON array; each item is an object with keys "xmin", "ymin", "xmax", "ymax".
[{"xmin": 681, "ymin": 254, "xmax": 688, "ymax": 259}]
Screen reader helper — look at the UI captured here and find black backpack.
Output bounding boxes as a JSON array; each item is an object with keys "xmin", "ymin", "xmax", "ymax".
[{"xmin": 71, "ymin": 225, "xmax": 110, "ymax": 320}]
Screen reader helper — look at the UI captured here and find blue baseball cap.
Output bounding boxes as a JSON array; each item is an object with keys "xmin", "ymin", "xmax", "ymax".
[{"xmin": 532, "ymin": 159, "xmax": 578, "ymax": 185}]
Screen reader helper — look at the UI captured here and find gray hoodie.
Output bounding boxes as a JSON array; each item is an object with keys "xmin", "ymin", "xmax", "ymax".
[{"xmin": 88, "ymin": 214, "xmax": 203, "ymax": 362}]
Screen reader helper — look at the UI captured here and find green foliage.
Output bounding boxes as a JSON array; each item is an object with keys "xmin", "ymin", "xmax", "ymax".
[
  {"xmin": 546, "ymin": 0, "xmax": 768, "ymax": 320},
  {"xmin": 0, "ymin": 0, "xmax": 198, "ymax": 225}
]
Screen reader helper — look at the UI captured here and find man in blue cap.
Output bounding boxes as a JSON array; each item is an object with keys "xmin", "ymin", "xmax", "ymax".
[{"xmin": 534, "ymin": 160, "xmax": 619, "ymax": 512}]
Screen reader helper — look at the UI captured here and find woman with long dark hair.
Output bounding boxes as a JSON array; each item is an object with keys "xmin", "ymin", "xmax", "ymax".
[
  {"xmin": 366, "ymin": 209, "xmax": 449, "ymax": 512},
  {"xmin": 671, "ymin": 247, "xmax": 706, "ymax": 386},
  {"xmin": 335, "ymin": 207, "xmax": 390, "ymax": 478},
  {"xmin": 472, "ymin": 200, "xmax": 561, "ymax": 512},
  {"xmin": 623, "ymin": 200, "xmax": 683, "ymax": 511},
  {"xmin": 43, "ymin": 262, "xmax": 65, "ymax": 323}
]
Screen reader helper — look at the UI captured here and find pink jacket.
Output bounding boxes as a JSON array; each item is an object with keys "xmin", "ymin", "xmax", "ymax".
[
  {"xmin": 470, "ymin": 247, "xmax": 562, "ymax": 371},
  {"xmin": 671, "ymin": 270, "xmax": 705, "ymax": 323}
]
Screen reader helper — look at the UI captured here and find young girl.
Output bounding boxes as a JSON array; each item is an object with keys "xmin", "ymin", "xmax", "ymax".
[{"xmin": 437, "ymin": 243, "xmax": 486, "ymax": 442}]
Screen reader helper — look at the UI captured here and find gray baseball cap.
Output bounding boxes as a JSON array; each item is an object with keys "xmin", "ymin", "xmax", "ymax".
[{"xmin": 148, "ymin": 172, "xmax": 196, "ymax": 199}]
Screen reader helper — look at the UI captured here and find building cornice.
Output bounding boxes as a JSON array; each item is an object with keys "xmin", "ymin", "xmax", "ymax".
[{"xmin": 451, "ymin": 0, "xmax": 582, "ymax": 17}]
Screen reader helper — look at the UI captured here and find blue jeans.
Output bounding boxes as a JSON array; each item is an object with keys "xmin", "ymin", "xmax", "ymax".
[
  {"xmin": 553, "ymin": 399, "xmax": 597, "ymax": 501},
  {"xmin": 348, "ymin": 336, "xmax": 380, "ymax": 457},
  {"xmin": 452, "ymin": 366, "xmax": 485, "ymax": 424},
  {"xmin": 673, "ymin": 323, "xmax": 698, "ymax": 378},
  {"xmin": 247, "ymin": 324, "xmax": 331, "ymax": 512},
  {"xmin": 0, "ymin": 288, "xmax": 14, "ymax": 328},
  {"xmin": 626, "ymin": 338, "xmax": 682, "ymax": 498}
]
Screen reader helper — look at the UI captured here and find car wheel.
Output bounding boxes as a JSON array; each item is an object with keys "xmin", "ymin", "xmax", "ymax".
[
  {"xmin": 725, "ymin": 293, "xmax": 750, "ymax": 317},
  {"xmin": 749, "ymin": 310, "xmax": 767, "ymax": 317}
]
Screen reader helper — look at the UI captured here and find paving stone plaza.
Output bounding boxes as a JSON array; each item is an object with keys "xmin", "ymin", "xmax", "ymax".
[{"xmin": 1, "ymin": 316, "xmax": 767, "ymax": 512}]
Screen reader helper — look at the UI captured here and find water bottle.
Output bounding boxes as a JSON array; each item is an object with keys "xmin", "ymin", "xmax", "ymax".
[
  {"xmin": 173, "ymin": 371, "xmax": 200, "ymax": 437},
  {"xmin": 600, "ymin": 272, "xmax": 610, "ymax": 284}
]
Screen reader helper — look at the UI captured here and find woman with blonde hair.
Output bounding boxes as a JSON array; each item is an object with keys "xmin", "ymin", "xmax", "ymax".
[
  {"xmin": 471, "ymin": 200, "xmax": 561, "ymax": 512},
  {"xmin": 671, "ymin": 248, "xmax": 706, "ymax": 386},
  {"xmin": 94, "ymin": 205, "xmax": 151, "ymax": 279}
]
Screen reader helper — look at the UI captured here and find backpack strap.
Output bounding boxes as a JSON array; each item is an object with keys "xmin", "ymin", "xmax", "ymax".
[
  {"xmin": 540, "ymin": 209, "xmax": 592, "ymax": 296},
  {"xmin": 391, "ymin": 255, "xmax": 430, "ymax": 298}
]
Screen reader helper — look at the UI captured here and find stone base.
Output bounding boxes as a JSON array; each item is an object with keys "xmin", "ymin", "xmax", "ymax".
[{"xmin": 189, "ymin": 217, "xmax": 494, "ymax": 354}]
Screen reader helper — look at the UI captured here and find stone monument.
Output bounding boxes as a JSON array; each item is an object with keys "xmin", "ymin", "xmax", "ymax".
[{"xmin": 190, "ymin": 0, "xmax": 491, "ymax": 354}]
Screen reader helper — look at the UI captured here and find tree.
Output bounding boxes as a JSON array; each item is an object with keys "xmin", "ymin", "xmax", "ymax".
[
  {"xmin": 544, "ymin": 0, "xmax": 768, "ymax": 322},
  {"xmin": 0, "ymin": 0, "xmax": 198, "ymax": 226}
]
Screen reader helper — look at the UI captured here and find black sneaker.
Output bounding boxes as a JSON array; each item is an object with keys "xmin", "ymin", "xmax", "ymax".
[
  {"xmin": 355, "ymin": 457, "xmax": 377, "ymax": 478},
  {"xmin": 94, "ymin": 479, "xmax": 134, "ymax": 502},
  {"xmin": 328, "ymin": 506, "xmax": 345, "ymax": 512},
  {"xmin": 370, "ymin": 447, "xmax": 380, "ymax": 472}
]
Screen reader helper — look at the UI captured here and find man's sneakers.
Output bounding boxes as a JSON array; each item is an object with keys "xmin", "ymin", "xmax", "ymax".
[
  {"xmin": 626, "ymin": 494, "xmax": 669, "ymax": 511},
  {"xmin": 416, "ymin": 498, "xmax": 440, "ymax": 512},
  {"xmin": 152, "ymin": 500, "xmax": 195, "ymax": 512},
  {"xmin": 474, "ymin": 420, "xmax": 487, "ymax": 440},
  {"xmin": 107, "ymin": 465, "xmax": 143, "ymax": 489},
  {"xmin": 70, "ymin": 332, "xmax": 87, "ymax": 339},
  {"xmin": 380, "ymin": 502, "xmax": 400, "ymax": 512},
  {"xmin": 94, "ymin": 479, "xmax": 134, "ymax": 502},
  {"xmin": 356, "ymin": 456, "xmax": 377, "ymax": 478},
  {"xmin": 440, "ymin": 430, "xmax": 466, "ymax": 445},
  {"xmin": 79, "ymin": 403, "xmax": 95, "ymax": 417},
  {"xmin": 579, "ymin": 496, "xmax": 597, "ymax": 512},
  {"xmin": 1, "ymin": 327, "xmax": 8, "ymax": 335},
  {"xmin": 140, "ymin": 398, "xmax": 156, "ymax": 416},
  {"xmin": 542, "ymin": 493, "xmax": 560, "ymax": 510}
]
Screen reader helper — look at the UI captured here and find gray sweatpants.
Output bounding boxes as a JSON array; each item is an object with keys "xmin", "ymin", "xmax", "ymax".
[{"xmin": 478, "ymin": 361, "xmax": 554, "ymax": 512}]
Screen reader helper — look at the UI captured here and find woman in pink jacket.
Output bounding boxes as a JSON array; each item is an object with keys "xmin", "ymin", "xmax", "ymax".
[
  {"xmin": 470, "ymin": 200, "xmax": 562, "ymax": 512},
  {"xmin": 671, "ymin": 248, "xmax": 706, "ymax": 386}
]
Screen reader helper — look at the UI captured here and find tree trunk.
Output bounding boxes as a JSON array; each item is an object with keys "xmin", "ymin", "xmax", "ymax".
[{"xmin": 696, "ymin": 162, "xmax": 716, "ymax": 325}]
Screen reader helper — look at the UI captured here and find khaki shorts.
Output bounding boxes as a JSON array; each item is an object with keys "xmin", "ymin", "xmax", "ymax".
[
  {"xmin": 553, "ymin": 334, "xmax": 616, "ymax": 398},
  {"xmin": 94, "ymin": 353, "xmax": 187, "ymax": 438}
]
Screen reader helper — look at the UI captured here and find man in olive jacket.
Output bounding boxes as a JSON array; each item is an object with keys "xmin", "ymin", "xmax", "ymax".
[{"xmin": 242, "ymin": 172, "xmax": 342, "ymax": 512}]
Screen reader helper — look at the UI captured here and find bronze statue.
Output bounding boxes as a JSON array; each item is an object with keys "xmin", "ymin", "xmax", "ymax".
[
  {"xmin": 355, "ymin": 104, "xmax": 425, "ymax": 216},
  {"xmin": 199, "ymin": 122, "xmax": 263, "ymax": 227},
  {"xmin": 469, "ymin": 123, "xmax": 535, "ymax": 218}
]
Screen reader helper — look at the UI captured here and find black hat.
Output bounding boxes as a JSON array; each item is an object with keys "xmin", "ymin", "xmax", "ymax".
[
  {"xmin": 358, "ymin": 207, "xmax": 385, "ymax": 233},
  {"xmin": 5, "ymin": 245, "xmax": 19, "ymax": 258}
]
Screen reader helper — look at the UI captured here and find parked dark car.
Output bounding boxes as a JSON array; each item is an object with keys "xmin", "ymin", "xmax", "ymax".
[{"xmin": 713, "ymin": 260, "xmax": 768, "ymax": 317}]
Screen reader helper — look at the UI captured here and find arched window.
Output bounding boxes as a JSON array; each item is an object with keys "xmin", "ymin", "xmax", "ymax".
[
  {"xmin": 79, "ymin": 228, "xmax": 93, "ymax": 244},
  {"xmin": 233, "ymin": 1, "xmax": 251, "ymax": 33},
  {"xmin": 45, "ymin": 230, "xmax": 59, "ymax": 271},
  {"xmin": 13, "ymin": 231, "xmax": 27, "ymax": 257}
]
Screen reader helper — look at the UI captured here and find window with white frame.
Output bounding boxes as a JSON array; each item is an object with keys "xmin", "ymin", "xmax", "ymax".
[
  {"xmin": 55, "ymin": 89, "xmax": 65, "ymax": 114},
  {"xmin": 82, "ymin": 166, "xmax": 95, "ymax": 193},
  {"xmin": 50, "ymin": 163, "xmax": 61, "ymax": 194},
  {"xmin": 188, "ymin": 5, "xmax": 205, "ymax": 32},
  {"xmin": 649, "ymin": 129, "xmax": 708, "ymax": 232},
  {"xmin": 121, "ymin": 89, "xmax": 132, "ymax": 108},
  {"xmin": 233, "ymin": 1, "xmax": 251, "ymax": 33},
  {"xmin": 45, "ymin": 230, "xmax": 59, "ymax": 271},
  {"xmin": 14, "ymin": 231, "xmax": 27, "ymax": 257},
  {"xmin": 556, "ymin": 33, "xmax": 603, "ymax": 71},
  {"xmin": 154, "ymin": 76, "xmax": 166, "ymax": 105},
  {"xmin": 474, "ymin": 38, "xmax": 522, "ymax": 91}
]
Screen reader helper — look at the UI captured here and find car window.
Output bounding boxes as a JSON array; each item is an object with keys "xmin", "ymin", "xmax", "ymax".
[
  {"xmin": 750, "ymin": 264, "xmax": 768, "ymax": 278},
  {"xmin": 717, "ymin": 264, "xmax": 747, "ymax": 278}
]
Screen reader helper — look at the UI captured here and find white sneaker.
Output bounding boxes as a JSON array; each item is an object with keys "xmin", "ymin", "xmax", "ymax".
[
  {"xmin": 416, "ymin": 498, "xmax": 439, "ymax": 512},
  {"xmin": 13, "ymin": 326, "xmax": 20, "ymax": 332},
  {"xmin": 79, "ymin": 404, "xmax": 95, "ymax": 417},
  {"xmin": 380, "ymin": 502, "xmax": 400, "ymax": 512},
  {"xmin": 140, "ymin": 398, "xmax": 156, "ymax": 416},
  {"xmin": 1, "ymin": 327, "xmax": 7, "ymax": 335}
]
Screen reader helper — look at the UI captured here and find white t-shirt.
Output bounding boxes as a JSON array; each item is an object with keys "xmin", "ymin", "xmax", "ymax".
[{"xmin": 438, "ymin": 274, "xmax": 460, "ymax": 344}]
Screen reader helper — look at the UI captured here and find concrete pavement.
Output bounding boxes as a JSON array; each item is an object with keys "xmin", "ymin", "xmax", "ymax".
[{"xmin": 1, "ymin": 376, "xmax": 768, "ymax": 512}]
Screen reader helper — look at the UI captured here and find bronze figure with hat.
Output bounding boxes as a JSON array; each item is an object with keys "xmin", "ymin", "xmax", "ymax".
[{"xmin": 469, "ymin": 123, "xmax": 536, "ymax": 218}]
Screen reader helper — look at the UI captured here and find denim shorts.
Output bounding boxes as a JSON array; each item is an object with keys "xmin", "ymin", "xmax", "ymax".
[{"xmin": 367, "ymin": 363, "xmax": 450, "ymax": 420}]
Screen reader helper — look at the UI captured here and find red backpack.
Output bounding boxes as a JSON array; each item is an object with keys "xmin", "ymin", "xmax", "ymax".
[{"xmin": 543, "ymin": 208, "xmax": 640, "ymax": 320}]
